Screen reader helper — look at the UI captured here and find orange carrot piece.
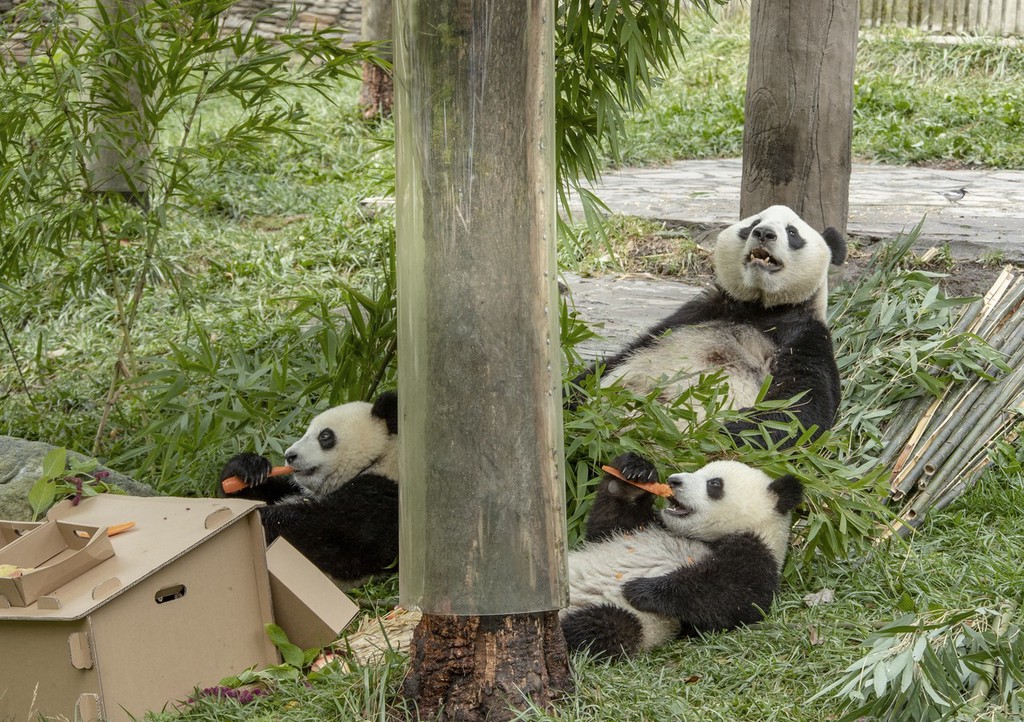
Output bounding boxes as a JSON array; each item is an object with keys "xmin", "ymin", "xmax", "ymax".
[
  {"xmin": 601, "ymin": 464, "xmax": 673, "ymax": 498},
  {"xmin": 221, "ymin": 465, "xmax": 295, "ymax": 494},
  {"xmin": 106, "ymin": 521, "xmax": 136, "ymax": 537}
]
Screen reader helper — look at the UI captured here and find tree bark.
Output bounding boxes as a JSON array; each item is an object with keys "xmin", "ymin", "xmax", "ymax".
[
  {"xmin": 402, "ymin": 612, "xmax": 571, "ymax": 721},
  {"xmin": 359, "ymin": 0, "xmax": 393, "ymax": 120},
  {"xmin": 740, "ymin": 0, "xmax": 859, "ymax": 233},
  {"xmin": 85, "ymin": 0, "xmax": 153, "ymax": 206},
  {"xmin": 394, "ymin": 0, "xmax": 568, "ymax": 717}
]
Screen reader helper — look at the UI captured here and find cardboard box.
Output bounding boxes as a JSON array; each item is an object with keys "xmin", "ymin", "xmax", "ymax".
[
  {"xmin": 0, "ymin": 518, "xmax": 115, "ymax": 607},
  {"xmin": 0, "ymin": 520, "xmax": 42, "ymax": 548},
  {"xmin": 0, "ymin": 494, "xmax": 358, "ymax": 722}
]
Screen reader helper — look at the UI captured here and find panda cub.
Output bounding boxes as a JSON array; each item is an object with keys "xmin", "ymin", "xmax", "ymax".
[
  {"xmin": 561, "ymin": 453, "xmax": 802, "ymax": 660},
  {"xmin": 220, "ymin": 391, "xmax": 398, "ymax": 588},
  {"xmin": 585, "ymin": 205, "xmax": 847, "ymax": 444}
]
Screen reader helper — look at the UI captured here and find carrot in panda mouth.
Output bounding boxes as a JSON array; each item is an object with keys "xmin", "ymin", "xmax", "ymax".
[
  {"xmin": 221, "ymin": 466, "xmax": 295, "ymax": 494},
  {"xmin": 600, "ymin": 464, "xmax": 673, "ymax": 498}
]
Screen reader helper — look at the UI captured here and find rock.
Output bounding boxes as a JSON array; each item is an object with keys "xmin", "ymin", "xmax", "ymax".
[{"xmin": 0, "ymin": 436, "xmax": 154, "ymax": 522}]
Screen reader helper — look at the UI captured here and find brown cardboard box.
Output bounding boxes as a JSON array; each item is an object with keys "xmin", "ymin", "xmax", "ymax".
[
  {"xmin": 0, "ymin": 519, "xmax": 114, "ymax": 607},
  {"xmin": 0, "ymin": 520, "xmax": 42, "ymax": 548},
  {"xmin": 0, "ymin": 494, "xmax": 359, "ymax": 722}
]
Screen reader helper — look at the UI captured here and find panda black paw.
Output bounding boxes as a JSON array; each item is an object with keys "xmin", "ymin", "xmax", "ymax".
[
  {"xmin": 219, "ymin": 452, "xmax": 272, "ymax": 491},
  {"xmin": 621, "ymin": 576, "xmax": 668, "ymax": 614},
  {"xmin": 611, "ymin": 452, "xmax": 659, "ymax": 481}
]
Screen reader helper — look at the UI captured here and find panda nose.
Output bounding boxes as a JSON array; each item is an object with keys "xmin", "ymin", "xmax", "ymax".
[
  {"xmin": 751, "ymin": 226, "xmax": 776, "ymax": 243},
  {"xmin": 667, "ymin": 475, "xmax": 687, "ymax": 489},
  {"xmin": 285, "ymin": 451, "xmax": 298, "ymax": 465}
]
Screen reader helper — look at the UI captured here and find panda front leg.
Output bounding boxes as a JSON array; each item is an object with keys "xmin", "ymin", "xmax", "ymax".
[
  {"xmin": 560, "ymin": 603, "xmax": 646, "ymax": 660},
  {"xmin": 584, "ymin": 452, "xmax": 661, "ymax": 542},
  {"xmin": 620, "ymin": 532, "xmax": 780, "ymax": 633},
  {"xmin": 256, "ymin": 479, "xmax": 400, "ymax": 586}
]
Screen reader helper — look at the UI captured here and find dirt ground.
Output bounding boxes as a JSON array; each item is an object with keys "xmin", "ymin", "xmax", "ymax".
[{"xmin": 621, "ymin": 227, "xmax": 1009, "ymax": 299}]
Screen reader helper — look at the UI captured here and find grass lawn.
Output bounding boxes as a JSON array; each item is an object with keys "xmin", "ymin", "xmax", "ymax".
[{"xmin": 2, "ymin": 11, "xmax": 1024, "ymax": 722}]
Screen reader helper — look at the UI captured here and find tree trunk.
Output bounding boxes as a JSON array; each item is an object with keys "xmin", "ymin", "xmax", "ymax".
[
  {"xmin": 740, "ymin": 0, "xmax": 859, "ymax": 233},
  {"xmin": 394, "ymin": 0, "xmax": 568, "ymax": 717},
  {"xmin": 359, "ymin": 0, "xmax": 393, "ymax": 120},
  {"xmin": 402, "ymin": 612, "xmax": 571, "ymax": 721},
  {"xmin": 84, "ymin": 0, "xmax": 153, "ymax": 206}
]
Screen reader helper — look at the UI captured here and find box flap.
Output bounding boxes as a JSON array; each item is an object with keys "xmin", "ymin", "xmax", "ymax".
[
  {"xmin": 0, "ymin": 520, "xmax": 43, "ymax": 548},
  {"xmin": 266, "ymin": 538, "xmax": 359, "ymax": 650},
  {"xmin": 0, "ymin": 495, "xmax": 263, "ymax": 621}
]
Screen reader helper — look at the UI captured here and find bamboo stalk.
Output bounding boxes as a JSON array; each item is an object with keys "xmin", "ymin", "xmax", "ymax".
[{"xmin": 891, "ymin": 316, "xmax": 1024, "ymax": 493}]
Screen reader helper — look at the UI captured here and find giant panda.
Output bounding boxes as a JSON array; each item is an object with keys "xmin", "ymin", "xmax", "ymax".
[
  {"xmin": 578, "ymin": 205, "xmax": 847, "ymax": 445},
  {"xmin": 560, "ymin": 452, "xmax": 803, "ymax": 660},
  {"xmin": 219, "ymin": 391, "xmax": 399, "ymax": 588}
]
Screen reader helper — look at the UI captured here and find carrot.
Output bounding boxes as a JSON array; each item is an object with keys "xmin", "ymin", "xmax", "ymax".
[
  {"xmin": 601, "ymin": 464, "xmax": 673, "ymax": 498},
  {"xmin": 221, "ymin": 465, "xmax": 295, "ymax": 495},
  {"xmin": 74, "ymin": 521, "xmax": 135, "ymax": 539}
]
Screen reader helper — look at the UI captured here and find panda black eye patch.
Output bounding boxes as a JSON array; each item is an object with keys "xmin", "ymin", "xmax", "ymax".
[
  {"xmin": 738, "ymin": 219, "xmax": 760, "ymax": 240},
  {"xmin": 317, "ymin": 428, "xmax": 336, "ymax": 450},
  {"xmin": 706, "ymin": 477, "xmax": 724, "ymax": 499},
  {"xmin": 786, "ymin": 224, "xmax": 806, "ymax": 250}
]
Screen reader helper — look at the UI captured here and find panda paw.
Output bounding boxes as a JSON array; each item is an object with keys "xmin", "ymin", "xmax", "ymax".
[
  {"xmin": 612, "ymin": 452, "xmax": 659, "ymax": 483},
  {"xmin": 603, "ymin": 452, "xmax": 658, "ymax": 499},
  {"xmin": 219, "ymin": 452, "xmax": 272, "ymax": 491},
  {"xmin": 621, "ymin": 576, "xmax": 668, "ymax": 615}
]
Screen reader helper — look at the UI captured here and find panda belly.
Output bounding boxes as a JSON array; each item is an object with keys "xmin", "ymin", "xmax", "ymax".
[
  {"xmin": 603, "ymin": 323, "xmax": 775, "ymax": 413},
  {"xmin": 564, "ymin": 528, "xmax": 711, "ymax": 650}
]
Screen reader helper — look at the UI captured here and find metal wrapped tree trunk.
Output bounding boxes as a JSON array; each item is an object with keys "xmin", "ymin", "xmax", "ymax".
[
  {"xmin": 740, "ymin": 0, "xmax": 859, "ymax": 234},
  {"xmin": 394, "ymin": 0, "xmax": 570, "ymax": 718}
]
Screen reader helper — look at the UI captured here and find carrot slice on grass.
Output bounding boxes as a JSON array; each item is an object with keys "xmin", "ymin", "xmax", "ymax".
[
  {"xmin": 221, "ymin": 465, "xmax": 295, "ymax": 495},
  {"xmin": 601, "ymin": 464, "xmax": 673, "ymax": 498}
]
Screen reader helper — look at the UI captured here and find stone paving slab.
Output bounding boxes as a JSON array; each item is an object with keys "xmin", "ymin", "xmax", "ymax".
[{"xmin": 574, "ymin": 158, "xmax": 1024, "ymax": 261}]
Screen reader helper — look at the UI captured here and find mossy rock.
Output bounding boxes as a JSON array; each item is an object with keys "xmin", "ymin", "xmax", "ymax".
[{"xmin": 0, "ymin": 436, "xmax": 154, "ymax": 521}]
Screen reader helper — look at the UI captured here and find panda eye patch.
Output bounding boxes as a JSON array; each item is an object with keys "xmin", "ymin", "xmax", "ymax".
[
  {"xmin": 786, "ymin": 224, "xmax": 806, "ymax": 250},
  {"xmin": 706, "ymin": 477, "xmax": 724, "ymax": 500},
  {"xmin": 317, "ymin": 428, "xmax": 336, "ymax": 450}
]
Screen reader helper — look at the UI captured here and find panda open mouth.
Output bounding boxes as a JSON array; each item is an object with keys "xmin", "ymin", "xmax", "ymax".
[
  {"xmin": 746, "ymin": 247, "xmax": 782, "ymax": 271},
  {"xmin": 292, "ymin": 465, "xmax": 319, "ymax": 478},
  {"xmin": 663, "ymin": 498, "xmax": 692, "ymax": 517}
]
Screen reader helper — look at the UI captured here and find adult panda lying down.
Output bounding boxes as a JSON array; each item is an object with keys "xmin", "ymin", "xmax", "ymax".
[
  {"xmin": 576, "ymin": 205, "xmax": 848, "ymax": 444},
  {"xmin": 219, "ymin": 392, "xmax": 398, "ymax": 588},
  {"xmin": 561, "ymin": 452, "xmax": 803, "ymax": 660}
]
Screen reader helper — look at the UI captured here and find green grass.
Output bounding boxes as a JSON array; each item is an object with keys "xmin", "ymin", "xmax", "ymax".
[
  {"xmin": 141, "ymin": 465, "xmax": 1024, "ymax": 722},
  {"xmin": 618, "ymin": 15, "xmax": 1024, "ymax": 169}
]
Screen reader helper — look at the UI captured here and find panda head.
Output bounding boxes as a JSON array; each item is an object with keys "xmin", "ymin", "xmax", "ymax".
[
  {"xmin": 659, "ymin": 459, "xmax": 803, "ymax": 567},
  {"xmin": 284, "ymin": 391, "xmax": 398, "ymax": 496},
  {"xmin": 713, "ymin": 205, "xmax": 847, "ymax": 319}
]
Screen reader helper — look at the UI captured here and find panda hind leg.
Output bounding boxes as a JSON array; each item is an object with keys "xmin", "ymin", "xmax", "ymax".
[{"xmin": 561, "ymin": 603, "xmax": 644, "ymax": 661}]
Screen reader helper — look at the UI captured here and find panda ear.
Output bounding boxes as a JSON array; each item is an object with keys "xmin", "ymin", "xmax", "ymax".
[
  {"xmin": 823, "ymin": 227, "xmax": 847, "ymax": 266},
  {"xmin": 371, "ymin": 391, "xmax": 399, "ymax": 435},
  {"xmin": 768, "ymin": 474, "xmax": 804, "ymax": 515}
]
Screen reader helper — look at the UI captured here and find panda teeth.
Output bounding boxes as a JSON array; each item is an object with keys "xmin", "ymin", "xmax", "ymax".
[
  {"xmin": 665, "ymin": 499, "xmax": 692, "ymax": 517},
  {"xmin": 747, "ymin": 248, "xmax": 781, "ymax": 269}
]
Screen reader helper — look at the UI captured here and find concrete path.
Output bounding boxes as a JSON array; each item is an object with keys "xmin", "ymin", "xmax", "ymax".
[
  {"xmin": 565, "ymin": 158, "xmax": 1024, "ymax": 357},
  {"xmin": 576, "ymin": 158, "xmax": 1024, "ymax": 261}
]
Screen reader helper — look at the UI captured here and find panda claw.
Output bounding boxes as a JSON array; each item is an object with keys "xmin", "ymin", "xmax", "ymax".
[{"xmin": 611, "ymin": 452, "xmax": 659, "ymax": 483}]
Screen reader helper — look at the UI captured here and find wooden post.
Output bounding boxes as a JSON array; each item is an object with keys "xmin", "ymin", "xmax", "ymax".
[
  {"xmin": 394, "ymin": 0, "xmax": 570, "ymax": 720},
  {"xmin": 84, "ymin": 0, "xmax": 153, "ymax": 206},
  {"xmin": 358, "ymin": 0, "xmax": 393, "ymax": 120},
  {"xmin": 740, "ymin": 0, "xmax": 859, "ymax": 233}
]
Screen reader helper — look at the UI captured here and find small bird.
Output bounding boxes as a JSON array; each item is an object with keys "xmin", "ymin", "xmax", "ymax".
[{"xmin": 937, "ymin": 187, "xmax": 968, "ymax": 205}]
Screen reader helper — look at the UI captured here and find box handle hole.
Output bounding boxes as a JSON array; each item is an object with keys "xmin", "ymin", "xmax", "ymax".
[{"xmin": 155, "ymin": 584, "xmax": 187, "ymax": 604}]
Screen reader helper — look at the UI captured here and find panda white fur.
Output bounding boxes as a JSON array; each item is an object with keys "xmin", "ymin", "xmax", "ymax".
[
  {"xmin": 560, "ymin": 452, "xmax": 802, "ymax": 660},
  {"xmin": 583, "ymin": 205, "xmax": 847, "ymax": 444},
  {"xmin": 219, "ymin": 391, "xmax": 398, "ymax": 588}
]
